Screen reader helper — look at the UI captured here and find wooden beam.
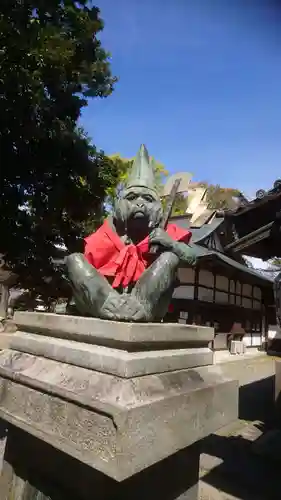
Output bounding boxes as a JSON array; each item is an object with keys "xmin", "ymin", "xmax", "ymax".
[{"xmin": 224, "ymin": 220, "xmax": 274, "ymax": 252}]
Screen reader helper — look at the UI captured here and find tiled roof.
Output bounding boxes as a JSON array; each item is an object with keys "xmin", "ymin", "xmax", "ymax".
[{"xmin": 225, "ymin": 179, "xmax": 281, "ymax": 216}]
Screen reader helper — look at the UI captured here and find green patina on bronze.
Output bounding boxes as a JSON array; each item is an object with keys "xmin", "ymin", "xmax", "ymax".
[{"xmin": 65, "ymin": 145, "xmax": 198, "ymax": 322}]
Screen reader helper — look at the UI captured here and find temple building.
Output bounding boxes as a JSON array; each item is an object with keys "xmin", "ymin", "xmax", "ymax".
[
  {"xmin": 221, "ymin": 180, "xmax": 281, "ymax": 351},
  {"xmin": 166, "ymin": 208, "xmax": 275, "ymax": 352}
]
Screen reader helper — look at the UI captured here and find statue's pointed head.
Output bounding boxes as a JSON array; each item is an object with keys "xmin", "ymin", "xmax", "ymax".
[
  {"xmin": 114, "ymin": 145, "xmax": 163, "ymax": 238},
  {"xmin": 123, "ymin": 144, "xmax": 158, "ymax": 197}
]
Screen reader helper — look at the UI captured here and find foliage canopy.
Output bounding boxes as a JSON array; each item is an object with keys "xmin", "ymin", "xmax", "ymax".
[{"xmin": 0, "ymin": 0, "xmax": 117, "ymax": 300}]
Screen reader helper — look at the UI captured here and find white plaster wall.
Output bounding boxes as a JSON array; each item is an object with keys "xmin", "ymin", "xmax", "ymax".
[
  {"xmin": 253, "ymin": 286, "xmax": 262, "ymax": 300},
  {"xmin": 243, "ymin": 284, "xmax": 252, "ymax": 297},
  {"xmin": 243, "ymin": 333, "xmax": 252, "ymax": 347},
  {"xmin": 177, "ymin": 268, "xmax": 195, "ymax": 283},
  {"xmin": 198, "ymin": 287, "xmax": 213, "ymax": 302},
  {"xmin": 216, "ymin": 275, "xmax": 229, "ymax": 291},
  {"xmin": 251, "ymin": 333, "xmax": 262, "ymax": 347},
  {"xmin": 242, "ymin": 297, "xmax": 252, "ymax": 308},
  {"xmin": 199, "ymin": 270, "xmax": 214, "ymax": 287},
  {"xmin": 173, "ymin": 286, "xmax": 194, "ymax": 300},
  {"xmin": 215, "ymin": 291, "xmax": 229, "ymax": 304}
]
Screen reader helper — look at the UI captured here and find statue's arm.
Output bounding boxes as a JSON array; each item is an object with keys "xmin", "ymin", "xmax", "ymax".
[{"xmin": 169, "ymin": 241, "xmax": 200, "ymax": 266}]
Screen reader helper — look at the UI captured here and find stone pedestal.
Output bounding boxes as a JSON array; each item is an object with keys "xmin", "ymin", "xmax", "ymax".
[
  {"xmin": 0, "ymin": 312, "xmax": 238, "ymax": 499},
  {"xmin": 275, "ymin": 359, "xmax": 281, "ymax": 414},
  {"xmin": 1, "ymin": 425, "xmax": 201, "ymax": 500},
  {"xmin": 0, "ymin": 319, "xmax": 17, "ymax": 350},
  {"xmin": 0, "ymin": 285, "xmax": 9, "ymax": 320}
]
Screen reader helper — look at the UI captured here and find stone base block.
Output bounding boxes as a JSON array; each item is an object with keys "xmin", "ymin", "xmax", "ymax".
[
  {"xmin": 0, "ymin": 348, "xmax": 238, "ymax": 481},
  {"xmin": 10, "ymin": 311, "xmax": 216, "ymax": 378},
  {"xmin": 0, "ymin": 319, "xmax": 16, "ymax": 351},
  {"xmin": 1, "ymin": 425, "xmax": 200, "ymax": 499},
  {"xmin": 0, "ymin": 334, "xmax": 13, "ymax": 350},
  {"xmin": 0, "ymin": 311, "xmax": 238, "ymax": 498},
  {"xmin": 13, "ymin": 311, "xmax": 214, "ymax": 347},
  {"xmin": 10, "ymin": 331, "xmax": 213, "ymax": 377}
]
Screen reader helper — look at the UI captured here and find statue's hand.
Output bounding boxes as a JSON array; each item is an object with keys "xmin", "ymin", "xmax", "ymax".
[
  {"xmin": 149, "ymin": 228, "xmax": 198, "ymax": 266},
  {"xmin": 149, "ymin": 228, "xmax": 175, "ymax": 251}
]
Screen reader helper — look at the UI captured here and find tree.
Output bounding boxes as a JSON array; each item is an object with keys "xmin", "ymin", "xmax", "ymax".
[
  {"xmin": 270, "ymin": 258, "xmax": 281, "ymax": 268},
  {"xmin": 171, "ymin": 194, "xmax": 188, "ymax": 216},
  {"xmin": 0, "ymin": 1, "xmax": 117, "ymax": 302},
  {"xmin": 74, "ymin": 127, "xmax": 119, "ymax": 235},
  {"xmin": 166, "ymin": 193, "xmax": 188, "ymax": 217},
  {"xmin": 164, "ymin": 182, "xmax": 240, "ymax": 217},
  {"xmin": 204, "ymin": 184, "xmax": 240, "ymax": 211}
]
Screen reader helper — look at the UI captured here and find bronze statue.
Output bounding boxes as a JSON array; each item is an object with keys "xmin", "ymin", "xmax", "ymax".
[{"xmin": 65, "ymin": 145, "xmax": 198, "ymax": 322}]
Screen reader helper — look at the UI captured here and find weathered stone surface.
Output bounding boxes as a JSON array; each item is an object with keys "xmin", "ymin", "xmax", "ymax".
[
  {"xmin": 0, "ymin": 319, "xmax": 17, "ymax": 333},
  {"xmin": 0, "ymin": 348, "xmax": 238, "ymax": 481},
  {"xmin": 0, "ymin": 311, "xmax": 238, "ymax": 492},
  {"xmin": 0, "ymin": 333, "xmax": 13, "ymax": 350},
  {"xmin": 14, "ymin": 311, "xmax": 214, "ymax": 348},
  {"xmin": 11, "ymin": 312, "xmax": 214, "ymax": 378},
  {"xmin": 10, "ymin": 332, "xmax": 213, "ymax": 377},
  {"xmin": 1, "ymin": 424, "xmax": 200, "ymax": 499}
]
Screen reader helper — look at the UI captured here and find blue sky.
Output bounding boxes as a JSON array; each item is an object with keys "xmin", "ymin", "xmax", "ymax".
[{"xmin": 81, "ymin": 0, "xmax": 281, "ymax": 198}]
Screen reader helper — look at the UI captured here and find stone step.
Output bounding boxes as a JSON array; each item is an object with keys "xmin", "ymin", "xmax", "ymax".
[
  {"xmin": 14, "ymin": 311, "xmax": 214, "ymax": 350},
  {"xmin": 9, "ymin": 331, "xmax": 213, "ymax": 378}
]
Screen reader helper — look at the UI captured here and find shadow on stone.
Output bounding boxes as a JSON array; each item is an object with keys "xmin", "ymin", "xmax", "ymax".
[
  {"xmin": 239, "ymin": 375, "xmax": 275, "ymax": 424},
  {"xmin": 0, "ymin": 419, "xmax": 7, "ymax": 440},
  {"xmin": 200, "ymin": 374, "xmax": 278, "ymax": 499},
  {"xmin": 201, "ymin": 433, "xmax": 280, "ymax": 500},
  {"xmin": 1, "ymin": 425, "xmax": 200, "ymax": 500}
]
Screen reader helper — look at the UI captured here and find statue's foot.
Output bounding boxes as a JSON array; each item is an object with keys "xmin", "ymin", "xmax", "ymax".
[
  {"xmin": 64, "ymin": 251, "xmax": 180, "ymax": 322},
  {"xmin": 65, "ymin": 253, "xmax": 151, "ymax": 322},
  {"xmin": 100, "ymin": 292, "xmax": 150, "ymax": 322}
]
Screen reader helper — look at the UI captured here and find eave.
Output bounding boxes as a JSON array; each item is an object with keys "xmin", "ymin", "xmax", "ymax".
[
  {"xmin": 188, "ymin": 243, "xmax": 273, "ymax": 286},
  {"xmin": 224, "ymin": 221, "xmax": 274, "ymax": 254}
]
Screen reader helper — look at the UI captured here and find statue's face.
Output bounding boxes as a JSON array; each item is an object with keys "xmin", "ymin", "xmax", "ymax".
[{"xmin": 114, "ymin": 187, "xmax": 163, "ymax": 232}]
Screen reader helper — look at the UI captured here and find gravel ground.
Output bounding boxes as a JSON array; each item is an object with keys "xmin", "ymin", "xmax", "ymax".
[{"xmin": 200, "ymin": 354, "xmax": 277, "ymax": 500}]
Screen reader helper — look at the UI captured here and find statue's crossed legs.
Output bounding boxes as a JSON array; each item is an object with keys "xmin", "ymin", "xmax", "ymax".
[{"xmin": 65, "ymin": 252, "xmax": 180, "ymax": 322}]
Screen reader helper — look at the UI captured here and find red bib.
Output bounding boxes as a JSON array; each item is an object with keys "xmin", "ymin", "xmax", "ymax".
[{"xmin": 84, "ymin": 219, "xmax": 191, "ymax": 288}]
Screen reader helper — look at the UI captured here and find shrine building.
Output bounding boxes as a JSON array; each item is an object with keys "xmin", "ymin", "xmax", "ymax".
[
  {"xmin": 221, "ymin": 180, "xmax": 281, "ymax": 352},
  {"xmin": 166, "ymin": 213, "xmax": 275, "ymax": 352}
]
